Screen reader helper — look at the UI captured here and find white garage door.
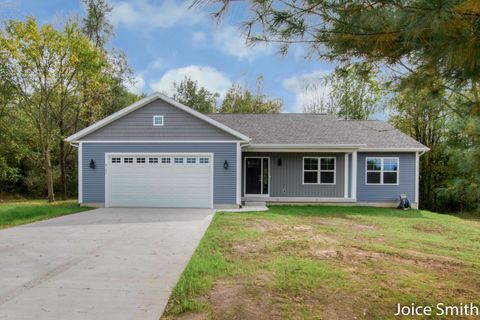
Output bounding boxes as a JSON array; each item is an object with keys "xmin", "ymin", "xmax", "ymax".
[{"xmin": 106, "ymin": 153, "xmax": 213, "ymax": 208}]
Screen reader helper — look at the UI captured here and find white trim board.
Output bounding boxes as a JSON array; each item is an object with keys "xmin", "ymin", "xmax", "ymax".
[
  {"xmin": 78, "ymin": 142, "xmax": 83, "ymax": 203},
  {"xmin": 78, "ymin": 140, "xmax": 243, "ymax": 143},
  {"xmin": 66, "ymin": 92, "xmax": 251, "ymax": 142}
]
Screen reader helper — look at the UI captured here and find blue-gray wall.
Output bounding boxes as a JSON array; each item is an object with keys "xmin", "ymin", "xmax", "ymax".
[
  {"xmin": 242, "ymin": 152, "xmax": 346, "ymax": 198},
  {"xmin": 79, "ymin": 99, "xmax": 238, "ymax": 141},
  {"xmin": 357, "ymin": 152, "xmax": 416, "ymax": 202},
  {"xmin": 82, "ymin": 143, "xmax": 237, "ymax": 204}
]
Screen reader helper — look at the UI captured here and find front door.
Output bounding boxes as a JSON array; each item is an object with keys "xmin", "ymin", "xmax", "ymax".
[{"xmin": 245, "ymin": 157, "xmax": 269, "ymax": 195}]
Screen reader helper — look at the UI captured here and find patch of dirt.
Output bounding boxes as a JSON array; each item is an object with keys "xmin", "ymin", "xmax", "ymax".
[
  {"xmin": 349, "ymin": 223, "xmax": 377, "ymax": 231},
  {"xmin": 173, "ymin": 312, "xmax": 208, "ymax": 320},
  {"xmin": 413, "ymin": 224, "xmax": 450, "ymax": 234},
  {"xmin": 208, "ymin": 281, "xmax": 282, "ymax": 320}
]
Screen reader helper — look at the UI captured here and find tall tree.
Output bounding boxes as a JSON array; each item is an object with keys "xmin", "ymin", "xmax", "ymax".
[
  {"xmin": 219, "ymin": 77, "xmax": 282, "ymax": 113},
  {"xmin": 303, "ymin": 63, "xmax": 384, "ymax": 119},
  {"xmin": 172, "ymin": 77, "xmax": 219, "ymax": 113},
  {"xmin": 389, "ymin": 73, "xmax": 450, "ymax": 210},
  {"xmin": 0, "ymin": 18, "xmax": 106, "ymax": 201},
  {"xmin": 82, "ymin": 0, "xmax": 114, "ymax": 49}
]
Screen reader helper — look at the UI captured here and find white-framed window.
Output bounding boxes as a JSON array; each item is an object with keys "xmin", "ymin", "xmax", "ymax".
[
  {"xmin": 186, "ymin": 157, "xmax": 196, "ymax": 164},
  {"xmin": 124, "ymin": 157, "xmax": 133, "ymax": 163},
  {"xmin": 174, "ymin": 157, "xmax": 184, "ymax": 164},
  {"xmin": 153, "ymin": 115, "xmax": 164, "ymax": 126},
  {"xmin": 112, "ymin": 157, "xmax": 121, "ymax": 163},
  {"xmin": 149, "ymin": 157, "xmax": 158, "ymax": 163},
  {"xmin": 199, "ymin": 157, "xmax": 209, "ymax": 164},
  {"xmin": 161, "ymin": 157, "xmax": 171, "ymax": 164},
  {"xmin": 303, "ymin": 157, "xmax": 336, "ymax": 184},
  {"xmin": 366, "ymin": 157, "xmax": 399, "ymax": 185}
]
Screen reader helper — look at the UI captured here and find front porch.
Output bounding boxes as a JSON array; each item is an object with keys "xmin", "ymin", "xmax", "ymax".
[{"xmin": 240, "ymin": 150, "xmax": 359, "ymax": 204}]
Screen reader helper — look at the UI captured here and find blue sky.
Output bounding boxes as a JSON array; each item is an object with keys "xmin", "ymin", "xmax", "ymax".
[{"xmin": 1, "ymin": 0, "xmax": 339, "ymax": 113}]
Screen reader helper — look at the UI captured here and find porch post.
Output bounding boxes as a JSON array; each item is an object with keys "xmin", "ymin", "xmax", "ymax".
[
  {"xmin": 351, "ymin": 151, "xmax": 357, "ymax": 200},
  {"xmin": 344, "ymin": 153, "xmax": 349, "ymax": 198},
  {"xmin": 415, "ymin": 151, "xmax": 419, "ymax": 207},
  {"xmin": 236, "ymin": 142, "xmax": 242, "ymax": 207}
]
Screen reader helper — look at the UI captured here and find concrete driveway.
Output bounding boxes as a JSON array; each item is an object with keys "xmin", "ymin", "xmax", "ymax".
[{"xmin": 0, "ymin": 208, "xmax": 214, "ymax": 320}]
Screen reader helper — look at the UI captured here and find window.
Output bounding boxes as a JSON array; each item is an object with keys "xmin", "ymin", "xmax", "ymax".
[
  {"xmin": 366, "ymin": 157, "xmax": 399, "ymax": 185},
  {"xmin": 320, "ymin": 158, "xmax": 335, "ymax": 184},
  {"xmin": 186, "ymin": 157, "xmax": 196, "ymax": 164},
  {"xmin": 303, "ymin": 158, "xmax": 318, "ymax": 184},
  {"xmin": 111, "ymin": 157, "xmax": 121, "ymax": 163},
  {"xmin": 153, "ymin": 115, "xmax": 164, "ymax": 126},
  {"xmin": 124, "ymin": 157, "xmax": 133, "ymax": 163},
  {"xmin": 161, "ymin": 157, "xmax": 171, "ymax": 164},
  {"xmin": 149, "ymin": 157, "xmax": 158, "ymax": 163},
  {"xmin": 136, "ymin": 157, "xmax": 146, "ymax": 163},
  {"xmin": 199, "ymin": 157, "xmax": 209, "ymax": 164},
  {"xmin": 303, "ymin": 157, "xmax": 336, "ymax": 184},
  {"xmin": 174, "ymin": 157, "xmax": 184, "ymax": 164}
]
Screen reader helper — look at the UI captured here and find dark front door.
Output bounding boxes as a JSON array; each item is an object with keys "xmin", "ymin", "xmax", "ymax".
[{"xmin": 245, "ymin": 158, "xmax": 269, "ymax": 195}]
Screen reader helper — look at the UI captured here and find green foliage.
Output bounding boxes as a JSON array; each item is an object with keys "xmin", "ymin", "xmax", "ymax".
[
  {"xmin": 172, "ymin": 77, "xmax": 219, "ymax": 113},
  {"xmin": 0, "ymin": 17, "xmax": 107, "ymax": 201},
  {"xmin": 305, "ymin": 63, "xmax": 384, "ymax": 119},
  {"xmin": 82, "ymin": 0, "xmax": 114, "ymax": 49},
  {"xmin": 219, "ymin": 77, "xmax": 282, "ymax": 113}
]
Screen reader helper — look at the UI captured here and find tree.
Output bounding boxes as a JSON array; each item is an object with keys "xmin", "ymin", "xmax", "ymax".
[
  {"xmin": 82, "ymin": 0, "xmax": 114, "ymax": 49},
  {"xmin": 303, "ymin": 63, "xmax": 384, "ymax": 119},
  {"xmin": 0, "ymin": 18, "xmax": 106, "ymax": 201},
  {"xmin": 219, "ymin": 77, "xmax": 282, "ymax": 113},
  {"xmin": 389, "ymin": 73, "xmax": 450, "ymax": 210},
  {"xmin": 172, "ymin": 77, "xmax": 219, "ymax": 113}
]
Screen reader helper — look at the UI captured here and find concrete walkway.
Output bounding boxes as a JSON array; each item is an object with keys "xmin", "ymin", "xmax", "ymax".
[{"xmin": 0, "ymin": 208, "xmax": 214, "ymax": 320}]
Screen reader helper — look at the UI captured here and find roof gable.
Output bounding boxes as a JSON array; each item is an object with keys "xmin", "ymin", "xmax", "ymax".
[{"xmin": 66, "ymin": 93, "xmax": 250, "ymax": 142}]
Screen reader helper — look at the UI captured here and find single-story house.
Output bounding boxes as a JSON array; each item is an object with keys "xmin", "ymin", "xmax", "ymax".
[{"xmin": 66, "ymin": 92, "xmax": 428, "ymax": 209}]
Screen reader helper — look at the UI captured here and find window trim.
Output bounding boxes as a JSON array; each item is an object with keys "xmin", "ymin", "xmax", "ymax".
[
  {"xmin": 153, "ymin": 115, "xmax": 164, "ymax": 126},
  {"xmin": 365, "ymin": 157, "xmax": 399, "ymax": 185},
  {"xmin": 302, "ymin": 156, "xmax": 336, "ymax": 185}
]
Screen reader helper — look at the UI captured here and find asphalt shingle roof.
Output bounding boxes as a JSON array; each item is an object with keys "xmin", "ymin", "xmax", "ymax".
[{"xmin": 208, "ymin": 113, "xmax": 427, "ymax": 149}]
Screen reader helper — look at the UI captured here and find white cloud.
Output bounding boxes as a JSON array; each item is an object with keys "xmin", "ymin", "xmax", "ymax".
[
  {"xmin": 150, "ymin": 65, "xmax": 231, "ymax": 97},
  {"xmin": 111, "ymin": 0, "xmax": 203, "ymax": 31},
  {"xmin": 127, "ymin": 74, "xmax": 146, "ymax": 94},
  {"xmin": 150, "ymin": 57, "xmax": 165, "ymax": 69},
  {"xmin": 282, "ymin": 71, "xmax": 332, "ymax": 113},
  {"xmin": 192, "ymin": 31, "xmax": 206, "ymax": 44},
  {"xmin": 213, "ymin": 25, "xmax": 272, "ymax": 61}
]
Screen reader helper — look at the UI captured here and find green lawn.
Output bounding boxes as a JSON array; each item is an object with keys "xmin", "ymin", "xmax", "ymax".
[
  {"xmin": 162, "ymin": 205, "xmax": 480, "ymax": 320},
  {"xmin": 0, "ymin": 200, "xmax": 92, "ymax": 229}
]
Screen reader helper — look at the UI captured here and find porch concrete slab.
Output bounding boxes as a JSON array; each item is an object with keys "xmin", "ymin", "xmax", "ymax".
[{"xmin": 0, "ymin": 208, "xmax": 214, "ymax": 320}]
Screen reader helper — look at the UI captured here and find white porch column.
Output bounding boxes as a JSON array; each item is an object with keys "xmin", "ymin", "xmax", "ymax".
[
  {"xmin": 344, "ymin": 153, "xmax": 349, "ymax": 198},
  {"xmin": 236, "ymin": 142, "xmax": 242, "ymax": 206},
  {"xmin": 415, "ymin": 151, "xmax": 420, "ymax": 207},
  {"xmin": 351, "ymin": 151, "xmax": 357, "ymax": 200},
  {"xmin": 78, "ymin": 142, "xmax": 82, "ymax": 204}
]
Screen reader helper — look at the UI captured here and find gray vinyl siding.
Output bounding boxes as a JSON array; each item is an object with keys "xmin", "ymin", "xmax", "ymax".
[
  {"xmin": 357, "ymin": 152, "xmax": 416, "ymax": 203},
  {"xmin": 82, "ymin": 143, "xmax": 237, "ymax": 204},
  {"xmin": 79, "ymin": 99, "xmax": 239, "ymax": 141},
  {"xmin": 242, "ymin": 152, "xmax": 345, "ymax": 198}
]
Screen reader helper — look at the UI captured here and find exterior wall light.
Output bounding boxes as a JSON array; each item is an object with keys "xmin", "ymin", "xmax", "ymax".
[
  {"xmin": 223, "ymin": 160, "xmax": 229, "ymax": 169},
  {"xmin": 278, "ymin": 158, "xmax": 282, "ymax": 166},
  {"xmin": 89, "ymin": 159, "xmax": 96, "ymax": 169}
]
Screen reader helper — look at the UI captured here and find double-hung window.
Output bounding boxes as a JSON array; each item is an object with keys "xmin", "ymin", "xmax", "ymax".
[
  {"xmin": 366, "ymin": 157, "xmax": 399, "ymax": 185},
  {"xmin": 303, "ymin": 157, "xmax": 336, "ymax": 184}
]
